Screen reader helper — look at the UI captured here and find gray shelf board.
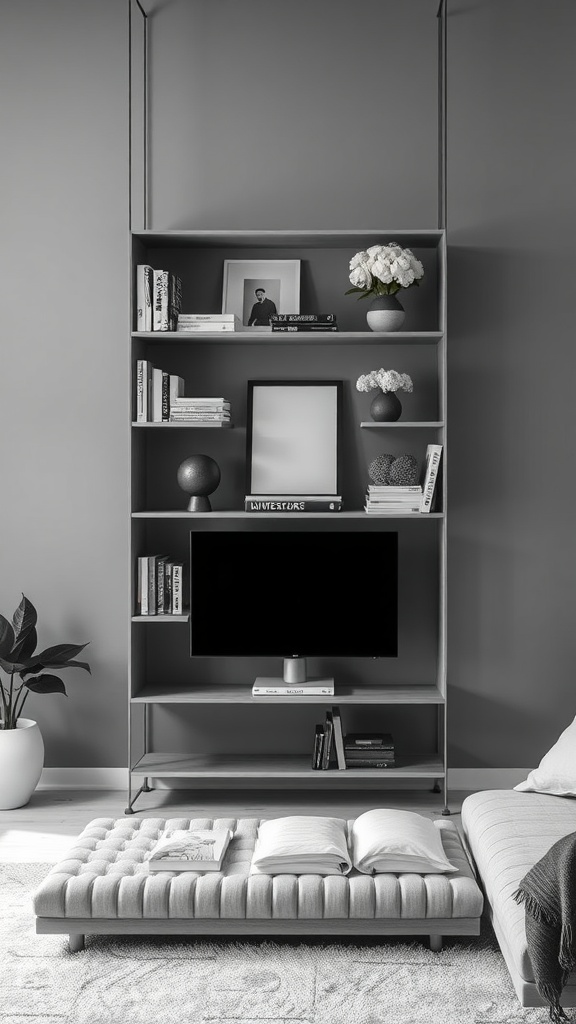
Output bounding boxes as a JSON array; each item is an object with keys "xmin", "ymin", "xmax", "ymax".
[
  {"xmin": 360, "ymin": 421, "xmax": 444, "ymax": 429},
  {"xmin": 132, "ymin": 331, "xmax": 443, "ymax": 344},
  {"xmin": 132, "ymin": 421, "xmax": 233, "ymax": 429},
  {"xmin": 131, "ymin": 510, "xmax": 445, "ymax": 519},
  {"xmin": 131, "ymin": 752, "xmax": 445, "ymax": 779},
  {"xmin": 131, "ymin": 614, "xmax": 190, "ymax": 623},
  {"xmin": 132, "ymin": 229, "xmax": 444, "ymax": 250},
  {"xmin": 131, "ymin": 683, "xmax": 445, "ymax": 705}
]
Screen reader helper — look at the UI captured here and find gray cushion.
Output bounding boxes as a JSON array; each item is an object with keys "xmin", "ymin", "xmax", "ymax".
[
  {"xmin": 462, "ymin": 790, "xmax": 576, "ymax": 982},
  {"xmin": 33, "ymin": 815, "xmax": 483, "ymax": 921}
]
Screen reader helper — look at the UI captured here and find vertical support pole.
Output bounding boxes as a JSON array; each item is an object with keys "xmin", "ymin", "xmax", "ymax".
[
  {"xmin": 437, "ymin": 0, "xmax": 447, "ymax": 231},
  {"xmin": 142, "ymin": 704, "xmax": 152, "ymax": 792},
  {"xmin": 128, "ymin": 0, "xmax": 148, "ymax": 232}
]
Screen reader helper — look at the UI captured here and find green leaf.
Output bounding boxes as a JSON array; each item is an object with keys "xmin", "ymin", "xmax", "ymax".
[
  {"xmin": 0, "ymin": 616, "xmax": 15, "ymax": 659},
  {"xmin": 46, "ymin": 659, "xmax": 91, "ymax": 674},
  {"xmin": 12, "ymin": 594, "xmax": 37, "ymax": 643},
  {"xmin": 24, "ymin": 674, "xmax": 67, "ymax": 695},
  {"xmin": 35, "ymin": 642, "xmax": 89, "ymax": 665},
  {"xmin": 20, "ymin": 663, "xmax": 44, "ymax": 678},
  {"xmin": 0, "ymin": 655, "xmax": 30, "ymax": 674},
  {"xmin": 344, "ymin": 287, "xmax": 363, "ymax": 295},
  {"xmin": 10, "ymin": 626, "xmax": 37, "ymax": 663}
]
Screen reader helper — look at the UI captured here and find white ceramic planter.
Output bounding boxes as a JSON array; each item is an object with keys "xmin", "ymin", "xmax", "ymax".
[{"xmin": 0, "ymin": 718, "xmax": 44, "ymax": 809}]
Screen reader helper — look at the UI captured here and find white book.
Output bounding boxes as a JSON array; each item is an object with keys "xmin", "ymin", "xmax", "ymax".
[
  {"xmin": 169, "ymin": 375, "xmax": 185, "ymax": 408},
  {"xmin": 153, "ymin": 269, "xmax": 169, "ymax": 331},
  {"xmin": 252, "ymin": 683, "xmax": 335, "ymax": 696},
  {"xmin": 178, "ymin": 313, "xmax": 240, "ymax": 323},
  {"xmin": 138, "ymin": 556, "xmax": 149, "ymax": 615},
  {"xmin": 136, "ymin": 359, "xmax": 149, "ymax": 422},
  {"xmin": 177, "ymin": 323, "xmax": 238, "ymax": 332},
  {"xmin": 171, "ymin": 397, "xmax": 227, "ymax": 404},
  {"xmin": 151, "ymin": 367, "xmax": 164, "ymax": 422},
  {"xmin": 136, "ymin": 265, "xmax": 154, "ymax": 332},
  {"xmin": 171, "ymin": 563, "xmax": 183, "ymax": 614},
  {"xmin": 245, "ymin": 494, "xmax": 342, "ymax": 501},
  {"xmin": 145, "ymin": 828, "xmax": 233, "ymax": 872},
  {"xmin": 420, "ymin": 444, "xmax": 443, "ymax": 513},
  {"xmin": 364, "ymin": 506, "xmax": 421, "ymax": 514},
  {"xmin": 368, "ymin": 485, "xmax": 422, "ymax": 493}
]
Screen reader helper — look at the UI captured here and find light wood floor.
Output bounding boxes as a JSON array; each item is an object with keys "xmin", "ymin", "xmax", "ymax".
[{"xmin": 0, "ymin": 787, "xmax": 471, "ymax": 863}]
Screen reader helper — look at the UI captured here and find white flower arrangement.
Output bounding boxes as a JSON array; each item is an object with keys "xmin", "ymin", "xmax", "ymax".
[
  {"xmin": 346, "ymin": 242, "xmax": 424, "ymax": 299},
  {"xmin": 356, "ymin": 369, "xmax": 414, "ymax": 395}
]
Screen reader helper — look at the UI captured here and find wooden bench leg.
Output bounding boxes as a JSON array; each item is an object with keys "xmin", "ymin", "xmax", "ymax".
[
  {"xmin": 69, "ymin": 933, "xmax": 85, "ymax": 953},
  {"xmin": 429, "ymin": 934, "xmax": 442, "ymax": 952}
]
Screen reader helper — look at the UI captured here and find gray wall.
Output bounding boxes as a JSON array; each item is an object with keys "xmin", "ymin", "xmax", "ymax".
[{"xmin": 1, "ymin": 0, "xmax": 575, "ymax": 769}]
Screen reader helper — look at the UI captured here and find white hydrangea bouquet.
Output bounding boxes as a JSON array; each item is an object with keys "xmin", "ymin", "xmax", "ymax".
[
  {"xmin": 356, "ymin": 368, "xmax": 414, "ymax": 422},
  {"xmin": 356, "ymin": 369, "xmax": 413, "ymax": 395},
  {"xmin": 346, "ymin": 243, "xmax": 424, "ymax": 299}
]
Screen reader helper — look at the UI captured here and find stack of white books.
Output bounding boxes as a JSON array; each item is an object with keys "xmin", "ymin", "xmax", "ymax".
[
  {"xmin": 364, "ymin": 484, "xmax": 423, "ymax": 514},
  {"xmin": 177, "ymin": 313, "xmax": 243, "ymax": 332},
  {"xmin": 169, "ymin": 397, "xmax": 231, "ymax": 424}
]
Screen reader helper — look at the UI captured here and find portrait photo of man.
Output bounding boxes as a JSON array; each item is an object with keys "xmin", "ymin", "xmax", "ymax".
[{"xmin": 243, "ymin": 279, "xmax": 280, "ymax": 327}]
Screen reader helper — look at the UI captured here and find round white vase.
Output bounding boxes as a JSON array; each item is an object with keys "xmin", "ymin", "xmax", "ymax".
[
  {"xmin": 0, "ymin": 718, "xmax": 44, "ymax": 809},
  {"xmin": 366, "ymin": 295, "xmax": 406, "ymax": 332}
]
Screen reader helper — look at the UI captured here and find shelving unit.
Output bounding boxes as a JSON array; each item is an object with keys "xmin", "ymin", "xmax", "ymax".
[{"xmin": 126, "ymin": 227, "xmax": 447, "ymax": 814}]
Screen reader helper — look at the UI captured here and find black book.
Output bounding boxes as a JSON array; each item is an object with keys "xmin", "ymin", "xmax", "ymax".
[
  {"xmin": 312, "ymin": 724, "xmax": 324, "ymax": 770},
  {"xmin": 344, "ymin": 732, "xmax": 394, "ymax": 748},
  {"xmin": 321, "ymin": 712, "xmax": 334, "ymax": 770},
  {"xmin": 270, "ymin": 313, "xmax": 337, "ymax": 324},
  {"xmin": 345, "ymin": 759, "xmax": 396, "ymax": 769},
  {"xmin": 346, "ymin": 751, "xmax": 395, "ymax": 761}
]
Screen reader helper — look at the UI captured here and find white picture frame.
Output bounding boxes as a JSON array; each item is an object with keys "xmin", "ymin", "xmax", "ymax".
[
  {"xmin": 246, "ymin": 380, "xmax": 342, "ymax": 495},
  {"xmin": 222, "ymin": 259, "xmax": 300, "ymax": 329}
]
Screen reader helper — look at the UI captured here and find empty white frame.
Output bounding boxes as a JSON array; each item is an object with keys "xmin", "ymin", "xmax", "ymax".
[{"xmin": 246, "ymin": 381, "xmax": 342, "ymax": 495}]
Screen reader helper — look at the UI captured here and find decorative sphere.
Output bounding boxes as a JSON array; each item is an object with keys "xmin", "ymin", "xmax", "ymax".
[
  {"xmin": 388, "ymin": 454, "xmax": 419, "ymax": 486},
  {"xmin": 368, "ymin": 454, "xmax": 396, "ymax": 485},
  {"xmin": 177, "ymin": 455, "xmax": 221, "ymax": 512}
]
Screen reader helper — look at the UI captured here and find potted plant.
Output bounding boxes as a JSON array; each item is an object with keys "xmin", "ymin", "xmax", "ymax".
[
  {"xmin": 0, "ymin": 594, "xmax": 90, "ymax": 809},
  {"xmin": 356, "ymin": 368, "xmax": 414, "ymax": 422},
  {"xmin": 345, "ymin": 242, "xmax": 424, "ymax": 331}
]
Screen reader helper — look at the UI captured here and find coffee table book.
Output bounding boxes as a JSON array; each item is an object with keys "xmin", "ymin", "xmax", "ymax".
[{"xmin": 145, "ymin": 828, "xmax": 233, "ymax": 872}]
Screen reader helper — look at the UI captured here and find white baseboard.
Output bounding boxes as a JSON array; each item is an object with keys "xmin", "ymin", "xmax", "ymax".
[{"xmin": 39, "ymin": 767, "xmax": 531, "ymax": 791}]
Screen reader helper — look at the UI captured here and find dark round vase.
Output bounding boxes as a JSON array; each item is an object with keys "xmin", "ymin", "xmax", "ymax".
[
  {"xmin": 366, "ymin": 294, "xmax": 405, "ymax": 332},
  {"xmin": 370, "ymin": 391, "xmax": 402, "ymax": 422}
]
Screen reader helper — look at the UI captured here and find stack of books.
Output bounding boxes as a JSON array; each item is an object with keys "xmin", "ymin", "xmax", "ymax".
[
  {"xmin": 245, "ymin": 493, "xmax": 342, "ymax": 513},
  {"xmin": 136, "ymin": 555, "xmax": 185, "ymax": 615},
  {"xmin": 253, "ymin": 677, "xmax": 335, "ymax": 698},
  {"xmin": 344, "ymin": 732, "xmax": 396, "ymax": 768},
  {"xmin": 170, "ymin": 397, "xmax": 231, "ymax": 425},
  {"xmin": 270, "ymin": 313, "xmax": 338, "ymax": 333},
  {"xmin": 312, "ymin": 706, "xmax": 346, "ymax": 770},
  {"xmin": 177, "ymin": 313, "xmax": 243, "ymax": 333},
  {"xmin": 144, "ymin": 827, "xmax": 233, "ymax": 872},
  {"xmin": 136, "ymin": 360, "xmax": 185, "ymax": 422},
  {"xmin": 364, "ymin": 484, "xmax": 422, "ymax": 515},
  {"xmin": 136, "ymin": 265, "xmax": 182, "ymax": 332}
]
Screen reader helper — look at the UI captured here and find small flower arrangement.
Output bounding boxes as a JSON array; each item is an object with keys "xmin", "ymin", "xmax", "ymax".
[
  {"xmin": 356, "ymin": 369, "xmax": 413, "ymax": 395},
  {"xmin": 346, "ymin": 242, "xmax": 424, "ymax": 299}
]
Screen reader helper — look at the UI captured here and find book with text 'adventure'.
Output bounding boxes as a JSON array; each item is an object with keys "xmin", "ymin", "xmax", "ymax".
[{"xmin": 145, "ymin": 828, "xmax": 233, "ymax": 872}]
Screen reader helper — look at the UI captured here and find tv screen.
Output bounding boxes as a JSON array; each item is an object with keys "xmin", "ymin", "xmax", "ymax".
[{"xmin": 190, "ymin": 531, "xmax": 398, "ymax": 658}]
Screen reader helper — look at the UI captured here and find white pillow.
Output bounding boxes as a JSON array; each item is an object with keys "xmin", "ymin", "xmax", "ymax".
[
  {"xmin": 250, "ymin": 815, "xmax": 352, "ymax": 875},
  {"xmin": 514, "ymin": 715, "xmax": 576, "ymax": 796},
  {"xmin": 351, "ymin": 808, "xmax": 457, "ymax": 874}
]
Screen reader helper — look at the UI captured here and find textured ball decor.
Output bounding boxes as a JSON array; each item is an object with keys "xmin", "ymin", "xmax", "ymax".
[
  {"xmin": 177, "ymin": 454, "xmax": 221, "ymax": 512},
  {"xmin": 368, "ymin": 454, "xmax": 396, "ymax": 485},
  {"xmin": 368, "ymin": 453, "xmax": 420, "ymax": 486},
  {"xmin": 388, "ymin": 454, "xmax": 420, "ymax": 486}
]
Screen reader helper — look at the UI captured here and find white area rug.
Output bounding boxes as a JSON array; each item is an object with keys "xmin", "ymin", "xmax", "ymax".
[{"xmin": 0, "ymin": 863, "xmax": 560, "ymax": 1024}]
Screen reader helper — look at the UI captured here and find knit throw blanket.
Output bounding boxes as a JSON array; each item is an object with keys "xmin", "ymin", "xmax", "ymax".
[{"xmin": 512, "ymin": 830, "xmax": 576, "ymax": 1023}]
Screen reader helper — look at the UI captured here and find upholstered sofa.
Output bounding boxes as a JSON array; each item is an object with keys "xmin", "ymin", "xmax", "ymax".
[{"xmin": 461, "ymin": 789, "xmax": 576, "ymax": 1009}]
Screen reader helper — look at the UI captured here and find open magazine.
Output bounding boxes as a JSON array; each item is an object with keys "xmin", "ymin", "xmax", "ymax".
[{"xmin": 145, "ymin": 828, "xmax": 233, "ymax": 872}]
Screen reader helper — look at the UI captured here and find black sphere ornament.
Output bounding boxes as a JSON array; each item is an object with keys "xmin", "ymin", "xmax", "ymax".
[
  {"xmin": 370, "ymin": 390, "xmax": 402, "ymax": 422},
  {"xmin": 177, "ymin": 454, "xmax": 221, "ymax": 512}
]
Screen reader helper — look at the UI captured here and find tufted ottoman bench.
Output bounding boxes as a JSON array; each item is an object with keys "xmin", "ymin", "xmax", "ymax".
[{"xmin": 33, "ymin": 816, "xmax": 484, "ymax": 953}]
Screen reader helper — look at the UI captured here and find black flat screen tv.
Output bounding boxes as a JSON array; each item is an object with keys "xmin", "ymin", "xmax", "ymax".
[{"xmin": 189, "ymin": 531, "xmax": 398, "ymax": 665}]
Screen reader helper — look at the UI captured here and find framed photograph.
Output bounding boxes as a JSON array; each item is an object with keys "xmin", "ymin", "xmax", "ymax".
[
  {"xmin": 246, "ymin": 380, "xmax": 342, "ymax": 495},
  {"xmin": 222, "ymin": 259, "xmax": 300, "ymax": 329}
]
